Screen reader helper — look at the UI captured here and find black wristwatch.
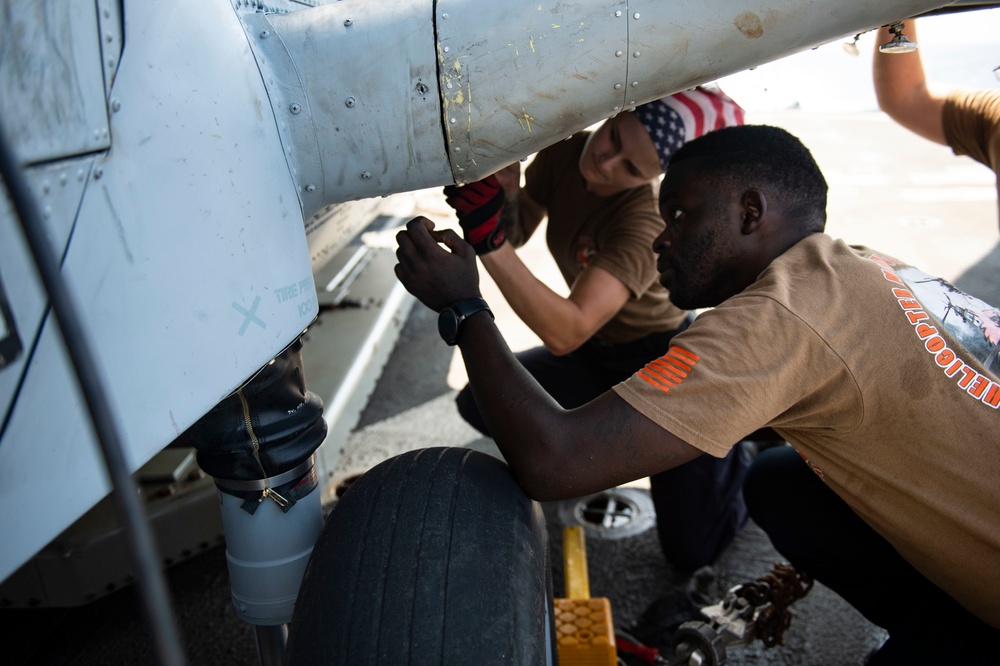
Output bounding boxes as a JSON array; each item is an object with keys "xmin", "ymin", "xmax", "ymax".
[{"xmin": 438, "ymin": 298, "xmax": 493, "ymax": 346}]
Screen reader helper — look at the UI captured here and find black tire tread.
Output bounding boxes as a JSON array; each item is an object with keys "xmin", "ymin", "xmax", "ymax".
[{"xmin": 286, "ymin": 447, "xmax": 551, "ymax": 665}]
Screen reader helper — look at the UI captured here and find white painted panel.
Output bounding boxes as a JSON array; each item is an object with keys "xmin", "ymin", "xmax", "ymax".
[{"xmin": 0, "ymin": 0, "xmax": 316, "ymax": 581}]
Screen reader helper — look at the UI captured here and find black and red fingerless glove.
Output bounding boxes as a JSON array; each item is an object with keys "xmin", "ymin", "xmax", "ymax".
[{"xmin": 443, "ymin": 175, "xmax": 506, "ymax": 255}]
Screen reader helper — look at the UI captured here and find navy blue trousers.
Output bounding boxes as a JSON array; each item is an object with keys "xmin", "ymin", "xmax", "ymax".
[
  {"xmin": 745, "ymin": 446, "xmax": 999, "ymax": 664},
  {"xmin": 456, "ymin": 327, "xmax": 751, "ymax": 572}
]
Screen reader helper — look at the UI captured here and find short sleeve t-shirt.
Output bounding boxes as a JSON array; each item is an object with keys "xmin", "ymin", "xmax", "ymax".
[
  {"xmin": 943, "ymin": 88, "xmax": 1000, "ymax": 221},
  {"xmin": 614, "ymin": 233, "xmax": 1000, "ymax": 629},
  {"xmin": 522, "ymin": 134, "xmax": 688, "ymax": 343}
]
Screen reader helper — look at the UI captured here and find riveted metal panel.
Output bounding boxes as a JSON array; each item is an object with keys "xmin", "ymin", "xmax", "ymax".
[
  {"xmin": 96, "ymin": 0, "xmax": 124, "ymax": 96},
  {"xmin": 21, "ymin": 157, "xmax": 94, "ymax": 256},
  {"xmin": 240, "ymin": 10, "xmax": 321, "ymax": 217},
  {"xmin": 625, "ymin": 0, "xmax": 953, "ymax": 110},
  {"xmin": 437, "ymin": 0, "xmax": 629, "ymax": 182},
  {"xmin": 0, "ymin": 0, "xmax": 110, "ymax": 164},
  {"xmin": 251, "ymin": 0, "xmax": 451, "ymax": 214}
]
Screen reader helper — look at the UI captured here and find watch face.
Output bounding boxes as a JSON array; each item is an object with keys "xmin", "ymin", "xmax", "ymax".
[{"xmin": 438, "ymin": 308, "xmax": 460, "ymax": 344}]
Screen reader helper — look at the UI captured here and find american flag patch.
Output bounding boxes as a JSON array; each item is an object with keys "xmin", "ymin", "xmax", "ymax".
[
  {"xmin": 634, "ymin": 86, "xmax": 745, "ymax": 171},
  {"xmin": 637, "ymin": 346, "xmax": 700, "ymax": 393},
  {"xmin": 663, "ymin": 86, "xmax": 745, "ymax": 138}
]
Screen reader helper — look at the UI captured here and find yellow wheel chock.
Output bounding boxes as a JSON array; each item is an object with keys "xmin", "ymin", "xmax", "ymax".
[{"xmin": 554, "ymin": 525, "xmax": 617, "ymax": 665}]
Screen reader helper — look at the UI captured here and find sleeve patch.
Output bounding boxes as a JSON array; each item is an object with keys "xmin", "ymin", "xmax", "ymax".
[{"xmin": 637, "ymin": 346, "xmax": 699, "ymax": 393}]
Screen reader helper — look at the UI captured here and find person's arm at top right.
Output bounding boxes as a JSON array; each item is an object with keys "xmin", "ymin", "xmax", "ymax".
[
  {"xmin": 394, "ymin": 217, "xmax": 702, "ymax": 500},
  {"xmin": 872, "ymin": 21, "xmax": 947, "ymax": 145}
]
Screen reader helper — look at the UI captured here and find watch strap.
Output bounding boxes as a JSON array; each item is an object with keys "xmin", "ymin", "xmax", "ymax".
[
  {"xmin": 439, "ymin": 297, "xmax": 493, "ymax": 345},
  {"xmin": 451, "ymin": 297, "xmax": 493, "ymax": 321}
]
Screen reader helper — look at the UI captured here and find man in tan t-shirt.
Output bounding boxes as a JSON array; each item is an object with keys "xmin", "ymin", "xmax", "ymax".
[
  {"xmin": 395, "ymin": 124, "xmax": 1000, "ymax": 663},
  {"xmin": 443, "ymin": 89, "xmax": 753, "ymax": 582}
]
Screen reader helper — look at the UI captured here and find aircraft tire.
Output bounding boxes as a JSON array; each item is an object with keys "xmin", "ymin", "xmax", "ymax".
[{"xmin": 285, "ymin": 447, "xmax": 555, "ymax": 665}]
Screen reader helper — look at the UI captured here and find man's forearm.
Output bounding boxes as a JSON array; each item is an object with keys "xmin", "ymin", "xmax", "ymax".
[
  {"xmin": 455, "ymin": 311, "xmax": 702, "ymax": 500},
  {"xmin": 455, "ymin": 310, "xmax": 570, "ymax": 493}
]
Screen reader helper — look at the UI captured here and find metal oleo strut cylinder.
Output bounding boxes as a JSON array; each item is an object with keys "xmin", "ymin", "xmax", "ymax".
[
  {"xmin": 214, "ymin": 459, "xmax": 323, "ymax": 626},
  {"xmin": 174, "ymin": 338, "xmax": 327, "ymax": 635}
]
